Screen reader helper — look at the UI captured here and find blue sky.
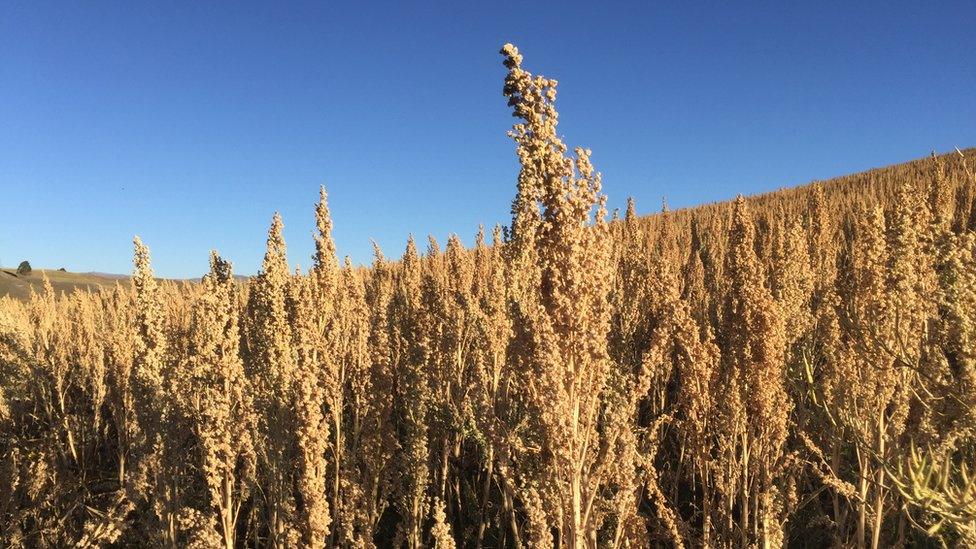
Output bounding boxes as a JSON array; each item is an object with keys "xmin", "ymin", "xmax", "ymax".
[{"xmin": 2, "ymin": 1, "xmax": 974, "ymax": 278}]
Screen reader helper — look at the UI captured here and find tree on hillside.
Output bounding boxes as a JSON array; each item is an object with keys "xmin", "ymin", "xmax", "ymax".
[{"xmin": 17, "ymin": 261, "xmax": 31, "ymax": 275}]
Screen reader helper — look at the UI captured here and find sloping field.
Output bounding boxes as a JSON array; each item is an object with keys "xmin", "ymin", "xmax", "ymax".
[{"xmin": 0, "ymin": 269, "xmax": 125, "ymax": 300}]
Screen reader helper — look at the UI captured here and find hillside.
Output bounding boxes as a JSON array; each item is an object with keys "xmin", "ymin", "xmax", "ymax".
[
  {"xmin": 0, "ymin": 268, "xmax": 125, "ymax": 300},
  {"xmin": 635, "ymin": 147, "xmax": 975, "ymax": 251}
]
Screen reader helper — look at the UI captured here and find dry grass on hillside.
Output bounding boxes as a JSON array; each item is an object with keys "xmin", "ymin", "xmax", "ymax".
[{"xmin": 0, "ymin": 269, "xmax": 123, "ymax": 300}]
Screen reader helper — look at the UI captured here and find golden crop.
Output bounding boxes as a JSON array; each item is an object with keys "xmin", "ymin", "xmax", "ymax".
[{"xmin": 1, "ymin": 45, "xmax": 975, "ymax": 548}]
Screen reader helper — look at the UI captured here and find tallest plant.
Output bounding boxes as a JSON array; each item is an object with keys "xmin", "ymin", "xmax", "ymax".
[{"xmin": 500, "ymin": 43, "xmax": 618, "ymax": 548}]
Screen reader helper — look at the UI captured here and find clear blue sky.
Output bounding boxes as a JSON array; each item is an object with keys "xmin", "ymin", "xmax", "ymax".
[{"xmin": 2, "ymin": 2, "xmax": 974, "ymax": 278}]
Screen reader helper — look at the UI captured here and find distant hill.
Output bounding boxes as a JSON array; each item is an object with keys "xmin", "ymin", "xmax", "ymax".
[
  {"xmin": 0, "ymin": 268, "xmax": 251, "ymax": 301},
  {"xmin": 83, "ymin": 272, "xmax": 131, "ymax": 280},
  {"xmin": 0, "ymin": 269, "xmax": 126, "ymax": 300}
]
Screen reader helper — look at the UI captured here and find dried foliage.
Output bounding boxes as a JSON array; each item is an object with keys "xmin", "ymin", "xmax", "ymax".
[{"xmin": 0, "ymin": 45, "xmax": 974, "ymax": 548}]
